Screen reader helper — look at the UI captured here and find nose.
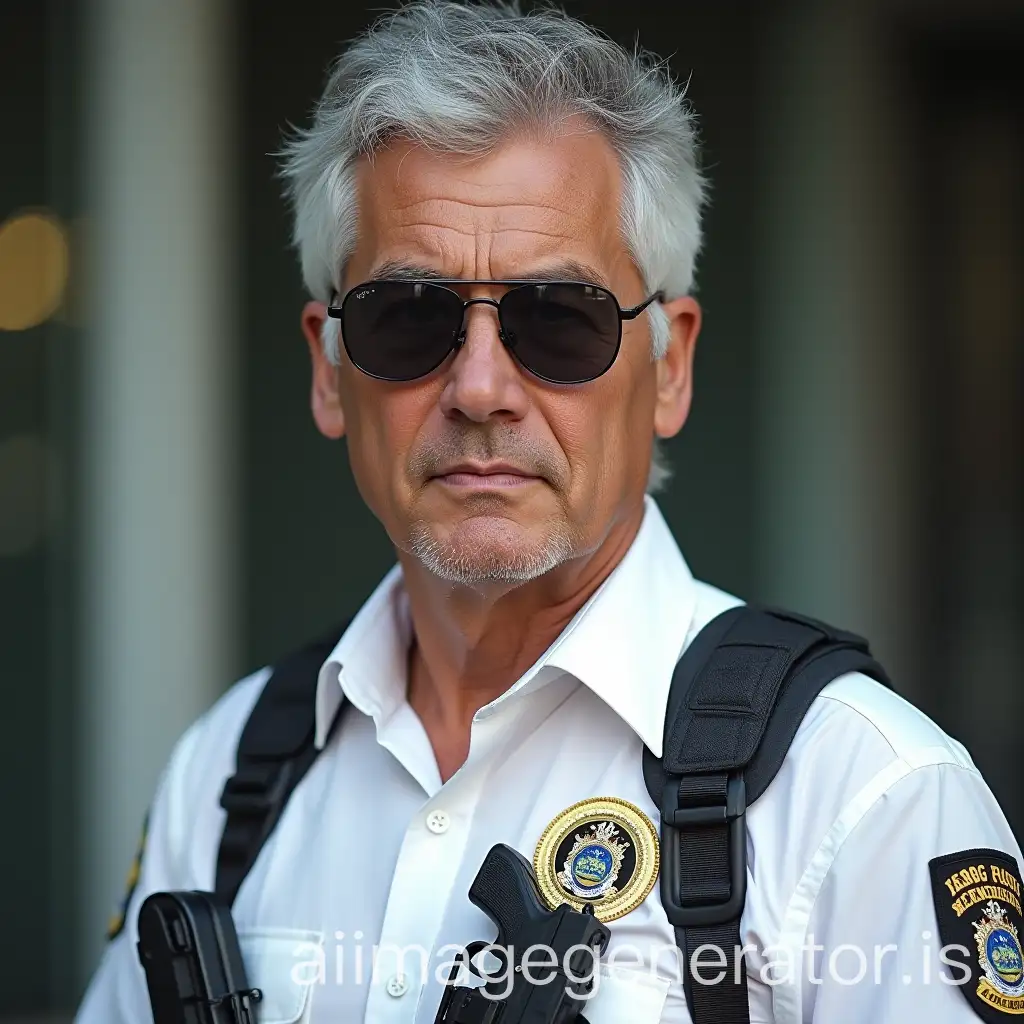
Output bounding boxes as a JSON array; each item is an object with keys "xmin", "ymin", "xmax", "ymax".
[{"xmin": 439, "ymin": 299, "xmax": 529, "ymax": 424}]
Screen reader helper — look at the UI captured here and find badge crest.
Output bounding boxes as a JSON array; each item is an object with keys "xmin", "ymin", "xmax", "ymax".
[
  {"xmin": 534, "ymin": 797, "xmax": 659, "ymax": 922},
  {"xmin": 975, "ymin": 901, "xmax": 1024, "ymax": 1005},
  {"xmin": 930, "ymin": 849, "xmax": 1024, "ymax": 1019}
]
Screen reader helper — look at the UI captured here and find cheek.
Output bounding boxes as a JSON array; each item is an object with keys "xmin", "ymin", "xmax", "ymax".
[
  {"xmin": 542, "ymin": 391, "xmax": 629, "ymax": 492},
  {"xmin": 617, "ymin": 340, "xmax": 659, "ymax": 441},
  {"xmin": 340, "ymin": 381, "xmax": 435, "ymax": 503},
  {"xmin": 545, "ymin": 362, "xmax": 656, "ymax": 494}
]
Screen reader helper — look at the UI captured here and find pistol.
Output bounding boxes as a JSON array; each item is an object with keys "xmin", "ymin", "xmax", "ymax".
[{"xmin": 435, "ymin": 843, "xmax": 611, "ymax": 1024}]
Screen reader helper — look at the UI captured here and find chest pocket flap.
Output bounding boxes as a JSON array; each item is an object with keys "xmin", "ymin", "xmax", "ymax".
[
  {"xmin": 238, "ymin": 928, "xmax": 323, "ymax": 1024},
  {"xmin": 583, "ymin": 964, "xmax": 670, "ymax": 1024}
]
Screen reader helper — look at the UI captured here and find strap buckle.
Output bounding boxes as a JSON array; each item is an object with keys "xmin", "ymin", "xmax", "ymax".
[
  {"xmin": 660, "ymin": 773, "xmax": 747, "ymax": 927},
  {"xmin": 219, "ymin": 761, "xmax": 294, "ymax": 818}
]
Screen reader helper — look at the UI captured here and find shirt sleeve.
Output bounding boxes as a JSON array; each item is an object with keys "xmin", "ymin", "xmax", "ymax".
[
  {"xmin": 73, "ymin": 669, "xmax": 269, "ymax": 1023},
  {"xmin": 74, "ymin": 720, "xmax": 204, "ymax": 1024},
  {"xmin": 798, "ymin": 760, "xmax": 1023, "ymax": 1022}
]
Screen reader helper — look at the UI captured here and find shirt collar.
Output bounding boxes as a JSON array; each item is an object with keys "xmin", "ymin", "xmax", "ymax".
[
  {"xmin": 314, "ymin": 562, "xmax": 410, "ymax": 748},
  {"xmin": 314, "ymin": 496, "xmax": 698, "ymax": 756},
  {"xmin": 531, "ymin": 496, "xmax": 696, "ymax": 756}
]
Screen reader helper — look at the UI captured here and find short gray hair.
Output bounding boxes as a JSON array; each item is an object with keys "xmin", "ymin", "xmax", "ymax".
[{"xmin": 280, "ymin": 0, "xmax": 705, "ymax": 492}]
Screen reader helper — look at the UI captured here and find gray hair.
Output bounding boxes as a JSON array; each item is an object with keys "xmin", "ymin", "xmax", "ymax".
[{"xmin": 280, "ymin": 0, "xmax": 705, "ymax": 493}]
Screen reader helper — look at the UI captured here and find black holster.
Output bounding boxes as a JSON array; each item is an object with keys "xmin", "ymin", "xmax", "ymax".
[{"xmin": 136, "ymin": 890, "xmax": 262, "ymax": 1024}]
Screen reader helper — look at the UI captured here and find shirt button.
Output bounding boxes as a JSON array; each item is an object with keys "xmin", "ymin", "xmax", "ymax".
[
  {"xmin": 386, "ymin": 973, "xmax": 409, "ymax": 998},
  {"xmin": 426, "ymin": 809, "xmax": 450, "ymax": 834}
]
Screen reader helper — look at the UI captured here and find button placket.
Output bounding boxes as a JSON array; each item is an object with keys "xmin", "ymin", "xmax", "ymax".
[{"xmin": 365, "ymin": 765, "xmax": 484, "ymax": 1021}]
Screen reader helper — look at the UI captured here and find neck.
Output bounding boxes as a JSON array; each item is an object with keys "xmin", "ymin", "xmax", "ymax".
[{"xmin": 399, "ymin": 502, "xmax": 645, "ymax": 780}]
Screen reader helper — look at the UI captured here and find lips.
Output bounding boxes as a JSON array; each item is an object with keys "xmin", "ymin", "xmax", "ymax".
[
  {"xmin": 436, "ymin": 462, "xmax": 535, "ymax": 478},
  {"xmin": 433, "ymin": 462, "xmax": 540, "ymax": 487}
]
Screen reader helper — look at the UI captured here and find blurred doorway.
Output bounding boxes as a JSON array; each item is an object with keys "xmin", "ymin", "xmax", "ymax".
[{"xmin": 908, "ymin": 29, "xmax": 1024, "ymax": 832}]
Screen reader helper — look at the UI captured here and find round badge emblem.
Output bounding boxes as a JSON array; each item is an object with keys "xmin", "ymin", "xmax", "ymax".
[
  {"xmin": 976, "ymin": 903, "xmax": 1024, "ymax": 997},
  {"xmin": 533, "ymin": 797, "xmax": 659, "ymax": 923}
]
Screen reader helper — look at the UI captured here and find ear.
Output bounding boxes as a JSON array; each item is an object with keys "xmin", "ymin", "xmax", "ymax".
[
  {"xmin": 653, "ymin": 295, "xmax": 701, "ymax": 439},
  {"xmin": 301, "ymin": 301, "xmax": 346, "ymax": 439}
]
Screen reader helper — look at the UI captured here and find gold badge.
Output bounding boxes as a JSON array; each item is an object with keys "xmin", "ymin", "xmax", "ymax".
[{"xmin": 533, "ymin": 797, "xmax": 659, "ymax": 923}]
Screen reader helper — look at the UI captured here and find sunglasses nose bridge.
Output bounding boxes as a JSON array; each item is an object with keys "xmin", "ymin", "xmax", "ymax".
[{"xmin": 456, "ymin": 296, "xmax": 511, "ymax": 347}]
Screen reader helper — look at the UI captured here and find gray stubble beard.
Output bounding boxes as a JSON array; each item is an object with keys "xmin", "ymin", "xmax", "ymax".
[{"xmin": 407, "ymin": 515, "xmax": 580, "ymax": 585}]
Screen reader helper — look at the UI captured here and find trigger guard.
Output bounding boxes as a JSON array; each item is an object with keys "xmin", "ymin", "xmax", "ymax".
[{"xmin": 465, "ymin": 939, "xmax": 509, "ymax": 981}]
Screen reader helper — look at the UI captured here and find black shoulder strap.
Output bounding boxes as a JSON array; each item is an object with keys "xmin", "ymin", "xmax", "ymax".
[
  {"xmin": 214, "ymin": 624, "xmax": 349, "ymax": 906},
  {"xmin": 642, "ymin": 604, "xmax": 891, "ymax": 1024}
]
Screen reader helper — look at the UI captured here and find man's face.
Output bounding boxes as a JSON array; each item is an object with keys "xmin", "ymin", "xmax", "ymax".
[{"xmin": 302, "ymin": 126, "xmax": 699, "ymax": 586}]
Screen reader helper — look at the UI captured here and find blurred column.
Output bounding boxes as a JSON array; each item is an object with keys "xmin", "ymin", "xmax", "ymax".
[
  {"xmin": 78, "ymin": 0, "xmax": 237, "ymax": 985},
  {"xmin": 754, "ymin": 3, "xmax": 916, "ymax": 689}
]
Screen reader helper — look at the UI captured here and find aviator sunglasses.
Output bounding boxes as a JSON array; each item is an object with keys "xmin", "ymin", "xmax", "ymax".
[{"xmin": 326, "ymin": 279, "xmax": 664, "ymax": 385}]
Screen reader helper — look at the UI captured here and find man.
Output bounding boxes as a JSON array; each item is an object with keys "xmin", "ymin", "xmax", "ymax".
[{"xmin": 77, "ymin": 2, "xmax": 1021, "ymax": 1023}]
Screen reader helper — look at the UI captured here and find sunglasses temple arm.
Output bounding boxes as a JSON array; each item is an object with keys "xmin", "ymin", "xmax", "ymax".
[{"xmin": 619, "ymin": 291, "xmax": 664, "ymax": 320}]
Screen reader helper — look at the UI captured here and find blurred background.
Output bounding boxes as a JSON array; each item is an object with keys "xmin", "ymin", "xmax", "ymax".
[{"xmin": 1, "ymin": 0, "xmax": 1022, "ymax": 1018}]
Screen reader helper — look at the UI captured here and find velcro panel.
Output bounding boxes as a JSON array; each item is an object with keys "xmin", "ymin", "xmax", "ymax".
[
  {"xmin": 244, "ymin": 711, "xmax": 314, "ymax": 760},
  {"xmin": 663, "ymin": 610, "xmax": 828, "ymax": 775},
  {"xmin": 689, "ymin": 644, "xmax": 791, "ymax": 711},
  {"xmin": 671, "ymin": 646, "xmax": 790, "ymax": 772}
]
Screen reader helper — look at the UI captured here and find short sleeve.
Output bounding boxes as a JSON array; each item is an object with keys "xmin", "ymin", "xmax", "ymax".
[
  {"xmin": 798, "ymin": 761, "xmax": 1023, "ymax": 1022},
  {"xmin": 74, "ymin": 722, "xmax": 200, "ymax": 1024},
  {"xmin": 74, "ymin": 668, "xmax": 270, "ymax": 1024}
]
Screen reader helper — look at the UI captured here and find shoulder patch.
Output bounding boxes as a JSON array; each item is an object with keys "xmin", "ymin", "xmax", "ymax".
[
  {"xmin": 930, "ymin": 848, "xmax": 1024, "ymax": 1020},
  {"xmin": 106, "ymin": 811, "xmax": 149, "ymax": 941}
]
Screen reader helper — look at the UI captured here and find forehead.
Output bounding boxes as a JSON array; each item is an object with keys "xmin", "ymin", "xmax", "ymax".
[{"xmin": 348, "ymin": 126, "xmax": 627, "ymax": 281}]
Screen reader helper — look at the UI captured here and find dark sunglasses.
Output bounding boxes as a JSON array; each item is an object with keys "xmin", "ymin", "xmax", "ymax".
[{"xmin": 326, "ymin": 279, "xmax": 664, "ymax": 385}]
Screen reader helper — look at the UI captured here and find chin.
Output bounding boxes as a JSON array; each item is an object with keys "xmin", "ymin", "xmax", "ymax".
[{"xmin": 407, "ymin": 515, "xmax": 577, "ymax": 585}]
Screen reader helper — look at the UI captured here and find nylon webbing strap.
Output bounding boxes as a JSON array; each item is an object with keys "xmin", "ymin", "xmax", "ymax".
[
  {"xmin": 674, "ymin": 775, "xmax": 733, "ymax": 903},
  {"xmin": 674, "ymin": 775, "xmax": 745, "ymax": 1022},
  {"xmin": 682, "ymin": 921, "xmax": 749, "ymax": 1024},
  {"xmin": 647, "ymin": 605, "xmax": 891, "ymax": 1024},
  {"xmin": 215, "ymin": 624, "xmax": 348, "ymax": 906},
  {"xmin": 658, "ymin": 767, "xmax": 749, "ymax": 1024}
]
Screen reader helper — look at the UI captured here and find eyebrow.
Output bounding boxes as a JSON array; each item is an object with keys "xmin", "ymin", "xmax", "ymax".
[{"xmin": 366, "ymin": 257, "xmax": 611, "ymax": 289}]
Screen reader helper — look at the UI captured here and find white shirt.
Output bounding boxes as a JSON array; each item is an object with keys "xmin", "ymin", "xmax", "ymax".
[{"xmin": 76, "ymin": 497, "xmax": 1022, "ymax": 1024}]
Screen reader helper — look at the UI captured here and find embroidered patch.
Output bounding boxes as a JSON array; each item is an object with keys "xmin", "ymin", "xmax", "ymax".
[
  {"xmin": 107, "ymin": 811, "xmax": 149, "ymax": 941},
  {"xmin": 533, "ymin": 797, "xmax": 659, "ymax": 923},
  {"xmin": 930, "ymin": 848, "xmax": 1024, "ymax": 1019}
]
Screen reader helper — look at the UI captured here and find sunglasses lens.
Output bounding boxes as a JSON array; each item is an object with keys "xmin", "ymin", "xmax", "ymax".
[
  {"xmin": 341, "ymin": 281, "xmax": 462, "ymax": 380},
  {"xmin": 500, "ymin": 283, "xmax": 621, "ymax": 383}
]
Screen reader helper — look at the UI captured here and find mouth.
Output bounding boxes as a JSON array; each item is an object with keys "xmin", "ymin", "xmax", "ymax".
[{"xmin": 431, "ymin": 462, "xmax": 541, "ymax": 488}]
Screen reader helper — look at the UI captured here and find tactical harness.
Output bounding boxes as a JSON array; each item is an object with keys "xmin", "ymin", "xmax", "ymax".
[{"xmin": 215, "ymin": 605, "xmax": 890, "ymax": 1024}]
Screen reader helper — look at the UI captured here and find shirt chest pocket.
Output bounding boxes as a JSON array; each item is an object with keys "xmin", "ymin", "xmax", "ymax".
[
  {"xmin": 238, "ymin": 928, "xmax": 323, "ymax": 1024},
  {"xmin": 583, "ymin": 964, "xmax": 671, "ymax": 1024}
]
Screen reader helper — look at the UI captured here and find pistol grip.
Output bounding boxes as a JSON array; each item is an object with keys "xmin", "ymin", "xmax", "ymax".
[{"xmin": 468, "ymin": 843, "xmax": 548, "ymax": 945}]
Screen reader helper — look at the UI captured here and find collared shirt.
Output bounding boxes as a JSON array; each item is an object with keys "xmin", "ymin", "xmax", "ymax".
[{"xmin": 76, "ymin": 497, "xmax": 1022, "ymax": 1024}]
